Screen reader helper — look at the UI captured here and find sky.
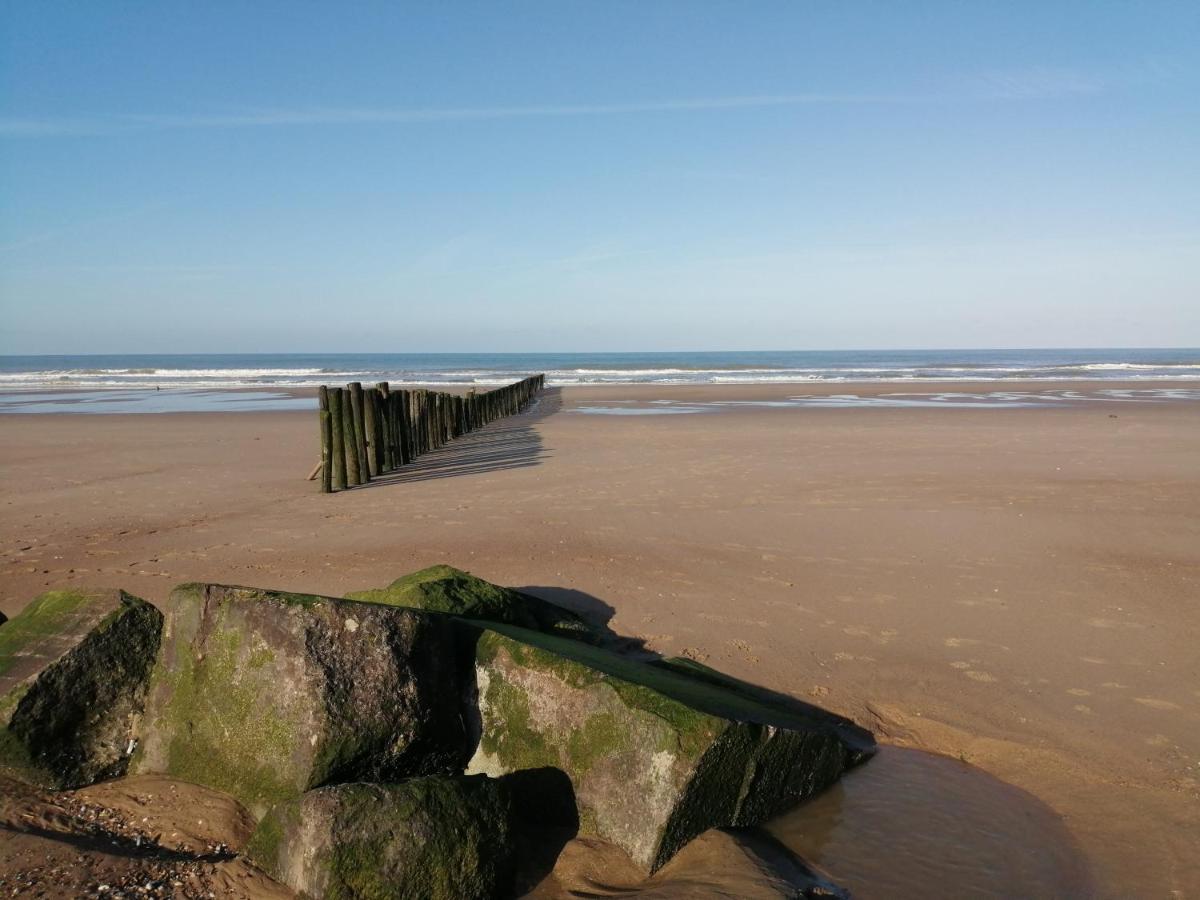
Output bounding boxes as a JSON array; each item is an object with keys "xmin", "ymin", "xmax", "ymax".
[{"xmin": 1, "ymin": 1, "xmax": 1198, "ymax": 354}]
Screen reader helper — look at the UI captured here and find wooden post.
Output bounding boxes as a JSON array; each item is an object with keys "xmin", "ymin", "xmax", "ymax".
[
  {"xmin": 372, "ymin": 390, "xmax": 385, "ymax": 473},
  {"xmin": 318, "ymin": 386, "xmax": 333, "ymax": 493},
  {"xmin": 330, "ymin": 388, "xmax": 348, "ymax": 490},
  {"xmin": 348, "ymin": 382, "xmax": 369, "ymax": 482},
  {"xmin": 317, "ymin": 375, "xmax": 544, "ymax": 495},
  {"xmin": 393, "ymin": 391, "xmax": 403, "ymax": 464},
  {"xmin": 376, "ymin": 382, "xmax": 393, "ymax": 471},
  {"xmin": 411, "ymin": 390, "xmax": 421, "ymax": 456},
  {"xmin": 399, "ymin": 390, "xmax": 412, "ymax": 464},
  {"xmin": 422, "ymin": 389, "xmax": 429, "ymax": 454},
  {"xmin": 410, "ymin": 390, "xmax": 420, "ymax": 457},
  {"xmin": 375, "ymin": 388, "xmax": 386, "ymax": 473},
  {"xmin": 342, "ymin": 387, "xmax": 361, "ymax": 485},
  {"xmin": 417, "ymin": 388, "xmax": 427, "ymax": 458},
  {"xmin": 429, "ymin": 393, "xmax": 438, "ymax": 449},
  {"xmin": 364, "ymin": 388, "xmax": 380, "ymax": 478},
  {"xmin": 395, "ymin": 392, "xmax": 404, "ymax": 462},
  {"xmin": 387, "ymin": 390, "xmax": 396, "ymax": 471}
]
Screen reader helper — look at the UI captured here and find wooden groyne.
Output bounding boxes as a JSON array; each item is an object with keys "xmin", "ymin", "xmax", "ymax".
[{"xmin": 315, "ymin": 375, "xmax": 546, "ymax": 492}]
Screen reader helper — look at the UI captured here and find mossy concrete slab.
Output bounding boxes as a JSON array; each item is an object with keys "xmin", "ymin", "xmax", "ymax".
[
  {"xmin": 0, "ymin": 588, "xmax": 162, "ymax": 788},
  {"xmin": 246, "ymin": 775, "xmax": 516, "ymax": 900},
  {"xmin": 132, "ymin": 583, "xmax": 468, "ymax": 818},
  {"xmin": 464, "ymin": 623, "xmax": 873, "ymax": 874},
  {"xmin": 347, "ymin": 564, "xmax": 598, "ymax": 643},
  {"xmin": 648, "ymin": 656, "xmax": 875, "ymax": 750}
]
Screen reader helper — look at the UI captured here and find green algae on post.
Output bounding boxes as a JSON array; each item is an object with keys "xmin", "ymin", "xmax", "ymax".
[
  {"xmin": 318, "ymin": 385, "xmax": 333, "ymax": 493},
  {"xmin": 315, "ymin": 374, "xmax": 545, "ymax": 491}
]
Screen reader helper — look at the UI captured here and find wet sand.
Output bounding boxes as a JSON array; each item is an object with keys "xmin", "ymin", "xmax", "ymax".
[{"xmin": 1, "ymin": 381, "xmax": 1198, "ymax": 896}]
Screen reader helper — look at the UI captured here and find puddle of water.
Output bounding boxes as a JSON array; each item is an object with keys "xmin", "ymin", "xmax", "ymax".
[
  {"xmin": 572, "ymin": 405, "xmax": 708, "ymax": 415},
  {"xmin": 777, "ymin": 394, "xmax": 1045, "ymax": 408},
  {"xmin": 766, "ymin": 747, "xmax": 1095, "ymax": 898},
  {"xmin": 570, "ymin": 387, "xmax": 1200, "ymax": 415},
  {"xmin": 0, "ymin": 389, "xmax": 315, "ymax": 414}
]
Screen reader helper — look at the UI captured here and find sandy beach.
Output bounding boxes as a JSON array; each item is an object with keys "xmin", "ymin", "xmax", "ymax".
[{"xmin": 1, "ymin": 381, "xmax": 1197, "ymax": 896}]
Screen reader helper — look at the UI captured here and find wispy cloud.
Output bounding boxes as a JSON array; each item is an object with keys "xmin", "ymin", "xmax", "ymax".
[
  {"xmin": 0, "ymin": 93, "xmax": 903, "ymax": 138},
  {"xmin": 0, "ymin": 118, "xmax": 97, "ymax": 138},
  {"xmin": 980, "ymin": 66, "xmax": 1105, "ymax": 99},
  {"xmin": 2, "ymin": 65, "xmax": 1150, "ymax": 139}
]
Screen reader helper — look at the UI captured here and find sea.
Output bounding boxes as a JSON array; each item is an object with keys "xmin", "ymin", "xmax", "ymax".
[{"xmin": 2, "ymin": 348, "xmax": 1199, "ymax": 389}]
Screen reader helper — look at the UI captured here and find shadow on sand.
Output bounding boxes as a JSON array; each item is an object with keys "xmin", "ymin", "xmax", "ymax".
[
  {"xmin": 514, "ymin": 585, "xmax": 651, "ymax": 657},
  {"xmin": 354, "ymin": 388, "xmax": 563, "ymax": 489}
]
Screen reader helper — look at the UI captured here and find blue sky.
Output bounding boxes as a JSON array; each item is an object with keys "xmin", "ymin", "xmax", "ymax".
[{"xmin": 1, "ymin": 1, "xmax": 1197, "ymax": 353}]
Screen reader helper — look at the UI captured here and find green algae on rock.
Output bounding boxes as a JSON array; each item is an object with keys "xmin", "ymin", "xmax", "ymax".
[
  {"xmin": 132, "ymin": 583, "xmax": 469, "ymax": 818},
  {"xmin": 0, "ymin": 588, "xmax": 162, "ymax": 789},
  {"xmin": 648, "ymin": 656, "xmax": 874, "ymax": 751},
  {"xmin": 246, "ymin": 775, "xmax": 516, "ymax": 900},
  {"xmin": 347, "ymin": 564, "xmax": 599, "ymax": 643},
  {"xmin": 464, "ymin": 622, "xmax": 873, "ymax": 874}
]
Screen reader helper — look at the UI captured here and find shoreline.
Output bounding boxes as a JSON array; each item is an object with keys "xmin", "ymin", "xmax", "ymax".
[
  {"xmin": 1, "ymin": 378, "xmax": 1198, "ymax": 415},
  {"xmin": 4, "ymin": 376, "xmax": 1200, "ymax": 391},
  {"xmin": 1, "ymin": 382, "xmax": 1197, "ymax": 894}
]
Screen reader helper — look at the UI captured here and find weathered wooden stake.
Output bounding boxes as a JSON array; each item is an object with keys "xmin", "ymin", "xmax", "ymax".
[
  {"xmin": 363, "ymin": 388, "xmax": 380, "ymax": 478},
  {"xmin": 376, "ymin": 382, "xmax": 393, "ymax": 470},
  {"xmin": 348, "ymin": 382, "xmax": 369, "ymax": 483},
  {"xmin": 370, "ymin": 388, "xmax": 385, "ymax": 473},
  {"xmin": 342, "ymin": 388, "xmax": 361, "ymax": 486},
  {"xmin": 330, "ymin": 388, "xmax": 347, "ymax": 491},
  {"xmin": 316, "ymin": 375, "xmax": 543, "ymax": 491},
  {"xmin": 399, "ymin": 390, "xmax": 412, "ymax": 464},
  {"xmin": 318, "ymin": 386, "xmax": 333, "ymax": 493}
]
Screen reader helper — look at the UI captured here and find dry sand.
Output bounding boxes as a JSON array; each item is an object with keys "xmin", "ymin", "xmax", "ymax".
[
  {"xmin": 0, "ymin": 774, "xmax": 289, "ymax": 898},
  {"xmin": 1, "ymin": 381, "xmax": 1197, "ymax": 897}
]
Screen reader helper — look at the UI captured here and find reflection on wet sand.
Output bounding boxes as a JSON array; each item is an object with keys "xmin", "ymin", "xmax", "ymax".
[
  {"xmin": 767, "ymin": 746, "xmax": 1096, "ymax": 898},
  {"xmin": 571, "ymin": 386, "xmax": 1200, "ymax": 413},
  {"xmin": 526, "ymin": 746, "xmax": 1094, "ymax": 898}
]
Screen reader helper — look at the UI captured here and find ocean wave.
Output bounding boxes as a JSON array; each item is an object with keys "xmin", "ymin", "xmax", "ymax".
[
  {"xmin": 1072, "ymin": 362, "xmax": 1200, "ymax": 370},
  {"xmin": 2, "ymin": 354, "xmax": 1199, "ymax": 389},
  {"xmin": 0, "ymin": 367, "xmax": 332, "ymax": 378}
]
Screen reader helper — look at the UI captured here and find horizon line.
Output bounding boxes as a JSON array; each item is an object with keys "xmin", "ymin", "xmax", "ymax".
[{"xmin": 2, "ymin": 346, "xmax": 1198, "ymax": 358}]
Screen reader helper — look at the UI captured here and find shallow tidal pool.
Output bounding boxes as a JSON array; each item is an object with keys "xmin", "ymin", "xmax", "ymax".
[{"xmin": 767, "ymin": 746, "xmax": 1095, "ymax": 897}]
